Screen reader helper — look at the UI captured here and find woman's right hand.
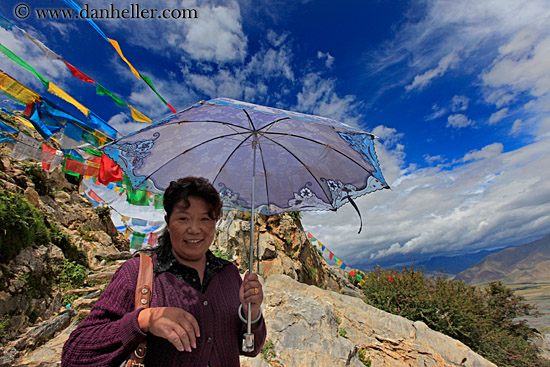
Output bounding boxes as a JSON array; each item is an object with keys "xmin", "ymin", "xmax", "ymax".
[{"xmin": 138, "ymin": 307, "xmax": 200, "ymax": 353}]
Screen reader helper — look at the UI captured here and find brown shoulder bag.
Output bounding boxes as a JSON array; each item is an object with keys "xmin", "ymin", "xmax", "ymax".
[{"xmin": 122, "ymin": 253, "xmax": 153, "ymax": 367}]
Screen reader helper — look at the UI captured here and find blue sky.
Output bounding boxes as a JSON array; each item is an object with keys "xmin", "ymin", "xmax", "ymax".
[{"xmin": 1, "ymin": 0, "xmax": 549, "ymax": 269}]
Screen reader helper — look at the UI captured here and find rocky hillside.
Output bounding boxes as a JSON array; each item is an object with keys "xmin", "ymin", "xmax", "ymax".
[{"xmin": 0, "ymin": 135, "xmax": 500, "ymax": 366}]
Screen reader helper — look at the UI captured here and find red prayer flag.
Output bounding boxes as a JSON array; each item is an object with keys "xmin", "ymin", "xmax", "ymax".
[
  {"xmin": 389, "ymin": 276, "xmax": 393, "ymax": 282},
  {"xmin": 328, "ymin": 251, "xmax": 334, "ymax": 260},
  {"xmin": 87, "ymin": 189, "xmax": 103, "ymax": 203},
  {"xmin": 307, "ymin": 232, "xmax": 313, "ymax": 239},
  {"xmin": 350, "ymin": 270, "xmax": 356, "ymax": 276},
  {"xmin": 148, "ymin": 232, "xmax": 159, "ymax": 246},
  {"xmin": 98, "ymin": 153, "xmax": 123, "ymax": 185},
  {"xmin": 41, "ymin": 143, "xmax": 57, "ymax": 171},
  {"xmin": 23, "ymin": 101, "xmax": 34, "ymax": 117},
  {"xmin": 63, "ymin": 60, "xmax": 94, "ymax": 83},
  {"xmin": 167, "ymin": 103, "xmax": 177, "ymax": 113}
]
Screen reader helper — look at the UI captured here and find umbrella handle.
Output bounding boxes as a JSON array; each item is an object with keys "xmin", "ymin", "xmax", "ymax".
[{"xmin": 242, "ymin": 304, "xmax": 254, "ymax": 352}]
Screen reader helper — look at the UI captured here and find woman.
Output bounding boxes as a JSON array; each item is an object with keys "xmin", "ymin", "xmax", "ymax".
[{"xmin": 61, "ymin": 177, "xmax": 266, "ymax": 366}]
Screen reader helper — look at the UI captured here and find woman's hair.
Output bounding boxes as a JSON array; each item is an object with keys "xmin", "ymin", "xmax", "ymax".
[
  {"xmin": 149, "ymin": 176, "xmax": 222, "ymax": 254},
  {"xmin": 163, "ymin": 176, "xmax": 222, "ymax": 221}
]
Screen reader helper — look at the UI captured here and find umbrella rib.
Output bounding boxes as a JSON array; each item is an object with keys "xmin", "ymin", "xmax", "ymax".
[
  {"xmin": 256, "ymin": 138, "xmax": 271, "ymax": 208},
  {"xmin": 263, "ymin": 131, "xmax": 375, "ymax": 173},
  {"xmin": 211, "ymin": 133, "xmax": 253, "ymax": 183},
  {"xmin": 259, "ymin": 134, "xmax": 334, "ymax": 204},
  {"xmin": 141, "ymin": 130, "xmax": 251, "ymax": 182},
  {"xmin": 169, "ymin": 119, "xmax": 251, "ymax": 134}
]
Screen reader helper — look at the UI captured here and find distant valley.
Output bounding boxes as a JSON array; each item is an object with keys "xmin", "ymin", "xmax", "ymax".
[{"xmin": 454, "ymin": 235, "xmax": 550, "ymax": 333}]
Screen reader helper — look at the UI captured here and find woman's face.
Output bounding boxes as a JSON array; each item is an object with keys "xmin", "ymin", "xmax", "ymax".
[{"xmin": 167, "ymin": 196, "xmax": 217, "ymax": 265}]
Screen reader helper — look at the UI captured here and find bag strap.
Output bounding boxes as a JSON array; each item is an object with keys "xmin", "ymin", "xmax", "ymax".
[{"xmin": 126, "ymin": 253, "xmax": 153, "ymax": 367}]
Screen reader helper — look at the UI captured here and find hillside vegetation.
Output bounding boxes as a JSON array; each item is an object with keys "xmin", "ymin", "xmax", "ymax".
[{"xmin": 354, "ymin": 266, "xmax": 549, "ymax": 367}]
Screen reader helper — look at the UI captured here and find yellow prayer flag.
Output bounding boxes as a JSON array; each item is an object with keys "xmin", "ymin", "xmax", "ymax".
[
  {"xmin": 121, "ymin": 215, "xmax": 130, "ymax": 222},
  {"xmin": 47, "ymin": 81, "xmax": 89, "ymax": 116},
  {"xmin": 359, "ymin": 279, "xmax": 365, "ymax": 286},
  {"xmin": 336, "ymin": 259, "xmax": 343, "ymax": 265},
  {"xmin": 14, "ymin": 115, "xmax": 35, "ymax": 130},
  {"xmin": 317, "ymin": 240, "xmax": 323, "ymax": 248},
  {"xmin": 128, "ymin": 104, "xmax": 152, "ymax": 123},
  {"xmin": 124, "ymin": 228, "xmax": 131, "ymax": 239},
  {"xmin": 108, "ymin": 38, "xmax": 140, "ymax": 80}
]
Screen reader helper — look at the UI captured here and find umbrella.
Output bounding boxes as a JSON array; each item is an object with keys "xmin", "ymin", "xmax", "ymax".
[{"xmin": 101, "ymin": 98, "xmax": 390, "ymax": 350}]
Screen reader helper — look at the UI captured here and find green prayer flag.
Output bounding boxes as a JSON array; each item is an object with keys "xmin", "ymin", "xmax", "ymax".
[
  {"xmin": 0, "ymin": 43, "xmax": 49, "ymax": 88},
  {"xmin": 140, "ymin": 74, "xmax": 168, "ymax": 105},
  {"xmin": 153, "ymin": 194, "xmax": 164, "ymax": 209},
  {"xmin": 356, "ymin": 275, "xmax": 362, "ymax": 281},
  {"xmin": 130, "ymin": 232, "xmax": 146, "ymax": 249},
  {"xmin": 96, "ymin": 83, "xmax": 126, "ymax": 108}
]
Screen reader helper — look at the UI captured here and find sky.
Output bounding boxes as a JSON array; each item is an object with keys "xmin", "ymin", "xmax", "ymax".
[{"xmin": 1, "ymin": 0, "xmax": 549, "ymax": 269}]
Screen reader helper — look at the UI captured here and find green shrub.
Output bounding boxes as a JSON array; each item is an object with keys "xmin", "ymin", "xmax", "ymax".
[
  {"xmin": 358, "ymin": 347, "xmax": 371, "ymax": 366},
  {"xmin": 288, "ymin": 211, "xmax": 302, "ymax": 221},
  {"xmin": 339, "ymin": 328, "xmax": 347, "ymax": 338},
  {"xmin": 360, "ymin": 266, "xmax": 547, "ymax": 367},
  {"xmin": 0, "ymin": 191, "xmax": 50, "ymax": 263},
  {"xmin": 58, "ymin": 260, "xmax": 87, "ymax": 288},
  {"xmin": 212, "ymin": 249, "xmax": 232, "ymax": 262},
  {"xmin": 261, "ymin": 339, "xmax": 276, "ymax": 362}
]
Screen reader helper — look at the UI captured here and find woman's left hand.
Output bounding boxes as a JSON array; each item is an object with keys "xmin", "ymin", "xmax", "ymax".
[{"xmin": 239, "ymin": 271, "xmax": 263, "ymax": 321}]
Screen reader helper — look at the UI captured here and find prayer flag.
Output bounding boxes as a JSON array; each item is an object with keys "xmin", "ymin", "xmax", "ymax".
[
  {"xmin": 307, "ymin": 232, "xmax": 313, "ymax": 239},
  {"xmin": 47, "ymin": 81, "xmax": 89, "ymax": 116},
  {"xmin": 21, "ymin": 29, "xmax": 60, "ymax": 60},
  {"xmin": 356, "ymin": 275, "xmax": 362, "ymax": 281},
  {"xmin": 87, "ymin": 189, "xmax": 103, "ymax": 204},
  {"xmin": 349, "ymin": 270, "xmax": 356, "ymax": 277},
  {"xmin": 108, "ymin": 38, "xmax": 140, "ymax": 79},
  {"xmin": 130, "ymin": 232, "xmax": 146, "ymax": 250},
  {"xmin": 328, "ymin": 251, "xmax": 334, "ymax": 260},
  {"xmin": 0, "ymin": 120, "xmax": 17, "ymax": 133},
  {"xmin": 98, "ymin": 153, "xmax": 123, "ymax": 185},
  {"xmin": 96, "ymin": 83, "xmax": 126, "ymax": 108},
  {"xmin": 140, "ymin": 74, "xmax": 168, "ymax": 104},
  {"xmin": 0, "ymin": 14, "xmax": 15, "ymax": 30},
  {"xmin": 41, "ymin": 143, "xmax": 61, "ymax": 171},
  {"xmin": 128, "ymin": 104, "xmax": 152, "ymax": 123},
  {"xmin": 62, "ymin": 0, "xmax": 109, "ymax": 42},
  {"xmin": 63, "ymin": 60, "xmax": 94, "ymax": 83},
  {"xmin": 0, "ymin": 44, "xmax": 49, "ymax": 88},
  {"xmin": 336, "ymin": 258, "xmax": 343, "ymax": 265},
  {"xmin": 148, "ymin": 232, "xmax": 159, "ymax": 246},
  {"xmin": 340, "ymin": 263, "xmax": 346, "ymax": 270}
]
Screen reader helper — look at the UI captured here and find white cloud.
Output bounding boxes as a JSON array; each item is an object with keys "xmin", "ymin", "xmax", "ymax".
[
  {"xmin": 295, "ymin": 73, "xmax": 363, "ymax": 128},
  {"xmin": 302, "ymin": 137, "xmax": 550, "ymax": 268},
  {"xmin": 509, "ymin": 119, "xmax": 525, "ymax": 136},
  {"xmin": 425, "ymin": 104, "xmax": 447, "ymax": 120},
  {"xmin": 461, "ymin": 143, "xmax": 503, "ymax": 162},
  {"xmin": 405, "ymin": 52, "xmax": 459, "ymax": 92},
  {"xmin": 482, "ymin": 35, "xmax": 550, "ymax": 98},
  {"xmin": 447, "ymin": 114, "xmax": 474, "ymax": 128},
  {"xmin": 317, "ymin": 51, "xmax": 335, "ymax": 68},
  {"xmin": 488, "ymin": 108, "xmax": 509, "ymax": 125},
  {"xmin": 184, "ymin": 4, "xmax": 247, "ymax": 63},
  {"xmin": 451, "ymin": 95, "xmax": 469, "ymax": 112}
]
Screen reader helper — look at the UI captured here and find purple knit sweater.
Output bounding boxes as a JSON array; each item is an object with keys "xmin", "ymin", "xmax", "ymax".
[{"xmin": 61, "ymin": 255, "xmax": 266, "ymax": 367}]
